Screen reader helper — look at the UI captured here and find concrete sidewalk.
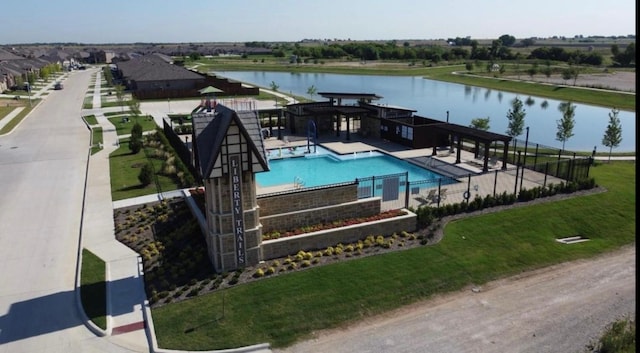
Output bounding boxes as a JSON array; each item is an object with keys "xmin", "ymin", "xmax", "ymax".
[
  {"xmin": 81, "ymin": 70, "xmax": 272, "ymax": 353},
  {"xmin": 0, "ymin": 106, "xmax": 25, "ymax": 131},
  {"xmin": 81, "ymin": 70, "xmax": 150, "ymax": 352}
]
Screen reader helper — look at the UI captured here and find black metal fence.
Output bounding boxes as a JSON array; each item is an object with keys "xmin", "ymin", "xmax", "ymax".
[
  {"xmin": 354, "ymin": 156, "xmax": 593, "ymax": 211},
  {"xmin": 162, "ymin": 119, "xmax": 201, "ymax": 184}
]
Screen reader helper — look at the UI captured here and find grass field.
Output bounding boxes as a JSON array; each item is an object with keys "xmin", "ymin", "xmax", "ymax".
[
  {"xmin": 0, "ymin": 101, "xmax": 40, "ymax": 135},
  {"xmin": 80, "ymin": 249, "xmax": 107, "ymax": 330},
  {"xmin": 107, "ymin": 115, "xmax": 158, "ymax": 136},
  {"xmin": 82, "ymin": 114, "xmax": 98, "ymax": 125},
  {"xmin": 109, "ymin": 138, "xmax": 183, "ymax": 201},
  {"xmin": 151, "ymin": 161, "xmax": 635, "ymax": 350},
  {"xmin": 90, "ymin": 126, "xmax": 103, "ymax": 155}
]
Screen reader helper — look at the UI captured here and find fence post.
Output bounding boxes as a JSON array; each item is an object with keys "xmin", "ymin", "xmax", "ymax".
[
  {"xmin": 514, "ymin": 151, "xmax": 521, "ymax": 196},
  {"xmin": 404, "ymin": 172, "xmax": 410, "ymax": 209},
  {"xmin": 493, "ymin": 170, "xmax": 498, "ymax": 197},
  {"xmin": 543, "ymin": 162, "xmax": 549, "ymax": 188},
  {"xmin": 437, "ymin": 178, "xmax": 442, "ymax": 208},
  {"xmin": 466, "ymin": 174, "xmax": 472, "ymax": 203}
]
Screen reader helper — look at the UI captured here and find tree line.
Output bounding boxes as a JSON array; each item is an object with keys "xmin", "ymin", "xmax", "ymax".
[{"xmin": 263, "ymin": 36, "xmax": 634, "ymax": 67}]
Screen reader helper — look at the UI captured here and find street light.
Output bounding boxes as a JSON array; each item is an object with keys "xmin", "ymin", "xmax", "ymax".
[{"xmin": 26, "ymin": 82, "xmax": 32, "ymax": 107}]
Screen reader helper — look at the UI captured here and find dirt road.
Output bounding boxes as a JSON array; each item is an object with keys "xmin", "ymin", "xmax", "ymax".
[{"xmin": 275, "ymin": 245, "xmax": 635, "ymax": 353}]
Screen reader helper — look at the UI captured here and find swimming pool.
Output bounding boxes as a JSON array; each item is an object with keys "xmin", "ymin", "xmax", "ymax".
[{"xmin": 257, "ymin": 146, "xmax": 450, "ymax": 188}]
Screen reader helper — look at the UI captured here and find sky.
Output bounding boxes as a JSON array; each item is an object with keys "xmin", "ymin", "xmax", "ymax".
[{"xmin": 0, "ymin": 0, "xmax": 635, "ymax": 44}]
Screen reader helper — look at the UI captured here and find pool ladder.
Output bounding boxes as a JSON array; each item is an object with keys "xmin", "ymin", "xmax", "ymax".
[{"xmin": 294, "ymin": 176, "xmax": 305, "ymax": 189}]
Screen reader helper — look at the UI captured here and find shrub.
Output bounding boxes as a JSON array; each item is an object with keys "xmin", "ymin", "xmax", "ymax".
[
  {"xmin": 253, "ymin": 268, "xmax": 265, "ymax": 278},
  {"xmin": 266, "ymin": 267, "xmax": 276, "ymax": 275},
  {"xmin": 128, "ymin": 137, "xmax": 142, "ymax": 154},
  {"xmin": 138, "ymin": 163, "xmax": 154, "ymax": 186}
]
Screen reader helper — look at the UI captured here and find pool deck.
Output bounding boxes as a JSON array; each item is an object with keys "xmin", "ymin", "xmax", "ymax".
[{"xmin": 260, "ymin": 133, "xmax": 563, "ymax": 208}]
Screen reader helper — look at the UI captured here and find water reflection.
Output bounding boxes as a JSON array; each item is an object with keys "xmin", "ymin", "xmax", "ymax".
[{"xmin": 213, "ymin": 71, "xmax": 636, "ymax": 152}]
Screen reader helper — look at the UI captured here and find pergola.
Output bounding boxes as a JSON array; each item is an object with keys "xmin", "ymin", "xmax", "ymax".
[
  {"xmin": 304, "ymin": 105, "xmax": 372, "ymax": 141},
  {"xmin": 430, "ymin": 123, "xmax": 512, "ymax": 172}
]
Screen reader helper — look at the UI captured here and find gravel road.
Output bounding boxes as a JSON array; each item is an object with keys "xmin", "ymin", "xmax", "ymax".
[{"xmin": 274, "ymin": 245, "xmax": 635, "ymax": 353}]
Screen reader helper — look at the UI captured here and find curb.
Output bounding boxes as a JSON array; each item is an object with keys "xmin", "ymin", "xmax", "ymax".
[{"xmin": 75, "ymin": 146, "xmax": 108, "ymax": 337}]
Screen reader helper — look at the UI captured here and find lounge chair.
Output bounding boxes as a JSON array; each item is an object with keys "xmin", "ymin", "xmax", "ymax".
[
  {"xmin": 436, "ymin": 188, "xmax": 448, "ymax": 202},
  {"xmin": 423, "ymin": 189, "xmax": 437, "ymax": 203}
]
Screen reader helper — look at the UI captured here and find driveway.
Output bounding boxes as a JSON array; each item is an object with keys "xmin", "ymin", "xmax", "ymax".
[{"xmin": 0, "ymin": 69, "xmax": 136, "ymax": 353}]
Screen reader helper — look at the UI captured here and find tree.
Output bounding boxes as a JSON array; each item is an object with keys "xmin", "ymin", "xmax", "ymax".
[
  {"xmin": 470, "ymin": 117, "xmax": 490, "ymax": 130},
  {"xmin": 561, "ymin": 68, "xmax": 573, "ymax": 84},
  {"xmin": 612, "ymin": 42, "xmax": 635, "ymax": 67},
  {"xmin": 556, "ymin": 102, "xmax": 576, "ymax": 151},
  {"xmin": 306, "ymin": 85, "xmax": 317, "ymax": 100},
  {"xmin": 506, "ymin": 97, "xmax": 526, "ymax": 154},
  {"xmin": 128, "ymin": 98, "xmax": 140, "ymax": 117},
  {"xmin": 131, "ymin": 122, "xmax": 143, "ymax": 140},
  {"xmin": 465, "ymin": 62, "xmax": 473, "ymax": 71},
  {"xmin": 114, "ymin": 84, "xmax": 125, "ymax": 112},
  {"xmin": 520, "ymin": 38, "xmax": 536, "ymax": 47},
  {"xmin": 269, "ymin": 81, "xmax": 279, "ymax": 92},
  {"xmin": 129, "ymin": 122, "xmax": 143, "ymax": 154},
  {"xmin": 602, "ymin": 108, "xmax": 623, "ymax": 162},
  {"xmin": 128, "ymin": 137, "xmax": 142, "ymax": 154},
  {"xmin": 498, "ymin": 34, "xmax": 516, "ymax": 47},
  {"xmin": 526, "ymin": 65, "xmax": 538, "ymax": 79},
  {"xmin": 138, "ymin": 163, "xmax": 154, "ymax": 186},
  {"xmin": 610, "ymin": 44, "xmax": 620, "ymax": 56}
]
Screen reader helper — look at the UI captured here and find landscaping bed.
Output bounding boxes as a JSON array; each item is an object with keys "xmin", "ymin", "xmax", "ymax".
[{"xmin": 114, "ymin": 196, "xmax": 429, "ymax": 308}]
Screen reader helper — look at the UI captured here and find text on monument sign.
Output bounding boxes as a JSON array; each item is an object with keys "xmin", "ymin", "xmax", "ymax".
[{"xmin": 229, "ymin": 155, "xmax": 246, "ymax": 266}]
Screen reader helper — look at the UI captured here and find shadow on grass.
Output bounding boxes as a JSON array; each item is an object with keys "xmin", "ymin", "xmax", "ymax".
[{"xmin": 116, "ymin": 184, "xmax": 147, "ymax": 192}]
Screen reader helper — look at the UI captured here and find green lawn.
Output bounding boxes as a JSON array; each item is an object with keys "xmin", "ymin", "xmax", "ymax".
[
  {"xmin": 109, "ymin": 139, "xmax": 183, "ymax": 201},
  {"xmin": 0, "ymin": 106, "xmax": 15, "ymax": 120},
  {"xmin": 104, "ymin": 110, "xmax": 133, "ymax": 117},
  {"xmin": 83, "ymin": 96, "xmax": 93, "ymax": 109},
  {"xmin": 422, "ymin": 66, "xmax": 635, "ymax": 112},
  {"xmin": 80, "ymin": 249, "xmax": 107, "ymax": 330},
  {"xmin": 107, "ymin": 115, "xmax": 158, "ymax": 136},
  {"xmin": 82, "ymin": 114, "xmax": 98, "ymax": 125},
  {"xmin": 151, "ymin": 161, "xmax": 635, "ymax": 350},
  {"xmin": 90, "ymin": 126, "xmax": 103, "ymax": 155},
  {"xmin": 0, "ymin": 101, "xmax": 40, "ymax": 134}
]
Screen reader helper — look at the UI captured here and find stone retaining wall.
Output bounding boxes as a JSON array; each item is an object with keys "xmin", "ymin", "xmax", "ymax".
[
  {"xmin": 261, "ymin": 210, "xmax": 417, "ymax": 260},
  {"xmin": 260, "ymin": 198, "xmax": 381, "ymax": 234},
  {"xmin": 257, "ymin": 184, "xmax": 358, "ymax": 216}
]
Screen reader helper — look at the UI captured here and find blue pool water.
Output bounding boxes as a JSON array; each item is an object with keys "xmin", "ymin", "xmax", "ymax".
[{"xmin": 257, "ymin": 146, "xmax": 448, "ymax": 188}]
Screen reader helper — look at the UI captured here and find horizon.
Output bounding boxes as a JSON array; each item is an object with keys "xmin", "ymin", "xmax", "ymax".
[
  {"xmin": 2, "ymin": 34, "xmax": 635, "ymax": 47},
  {"xmin": 0, "ymin": 0, "xmax": 635, "ymax": 45}
]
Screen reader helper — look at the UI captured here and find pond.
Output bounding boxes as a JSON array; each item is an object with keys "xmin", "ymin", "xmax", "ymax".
[{"xmin": 213, "ymin": 71, "xmax": 635, "ymax": 152}]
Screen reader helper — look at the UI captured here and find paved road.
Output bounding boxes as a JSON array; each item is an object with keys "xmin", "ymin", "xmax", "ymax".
[
  {"xmin": 275, "ymin": 246, "xmax": 635, "ymax": 353},
  {"xmin": 0, "ymin": 69, "xmax": 134, "ymax": 353}
]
